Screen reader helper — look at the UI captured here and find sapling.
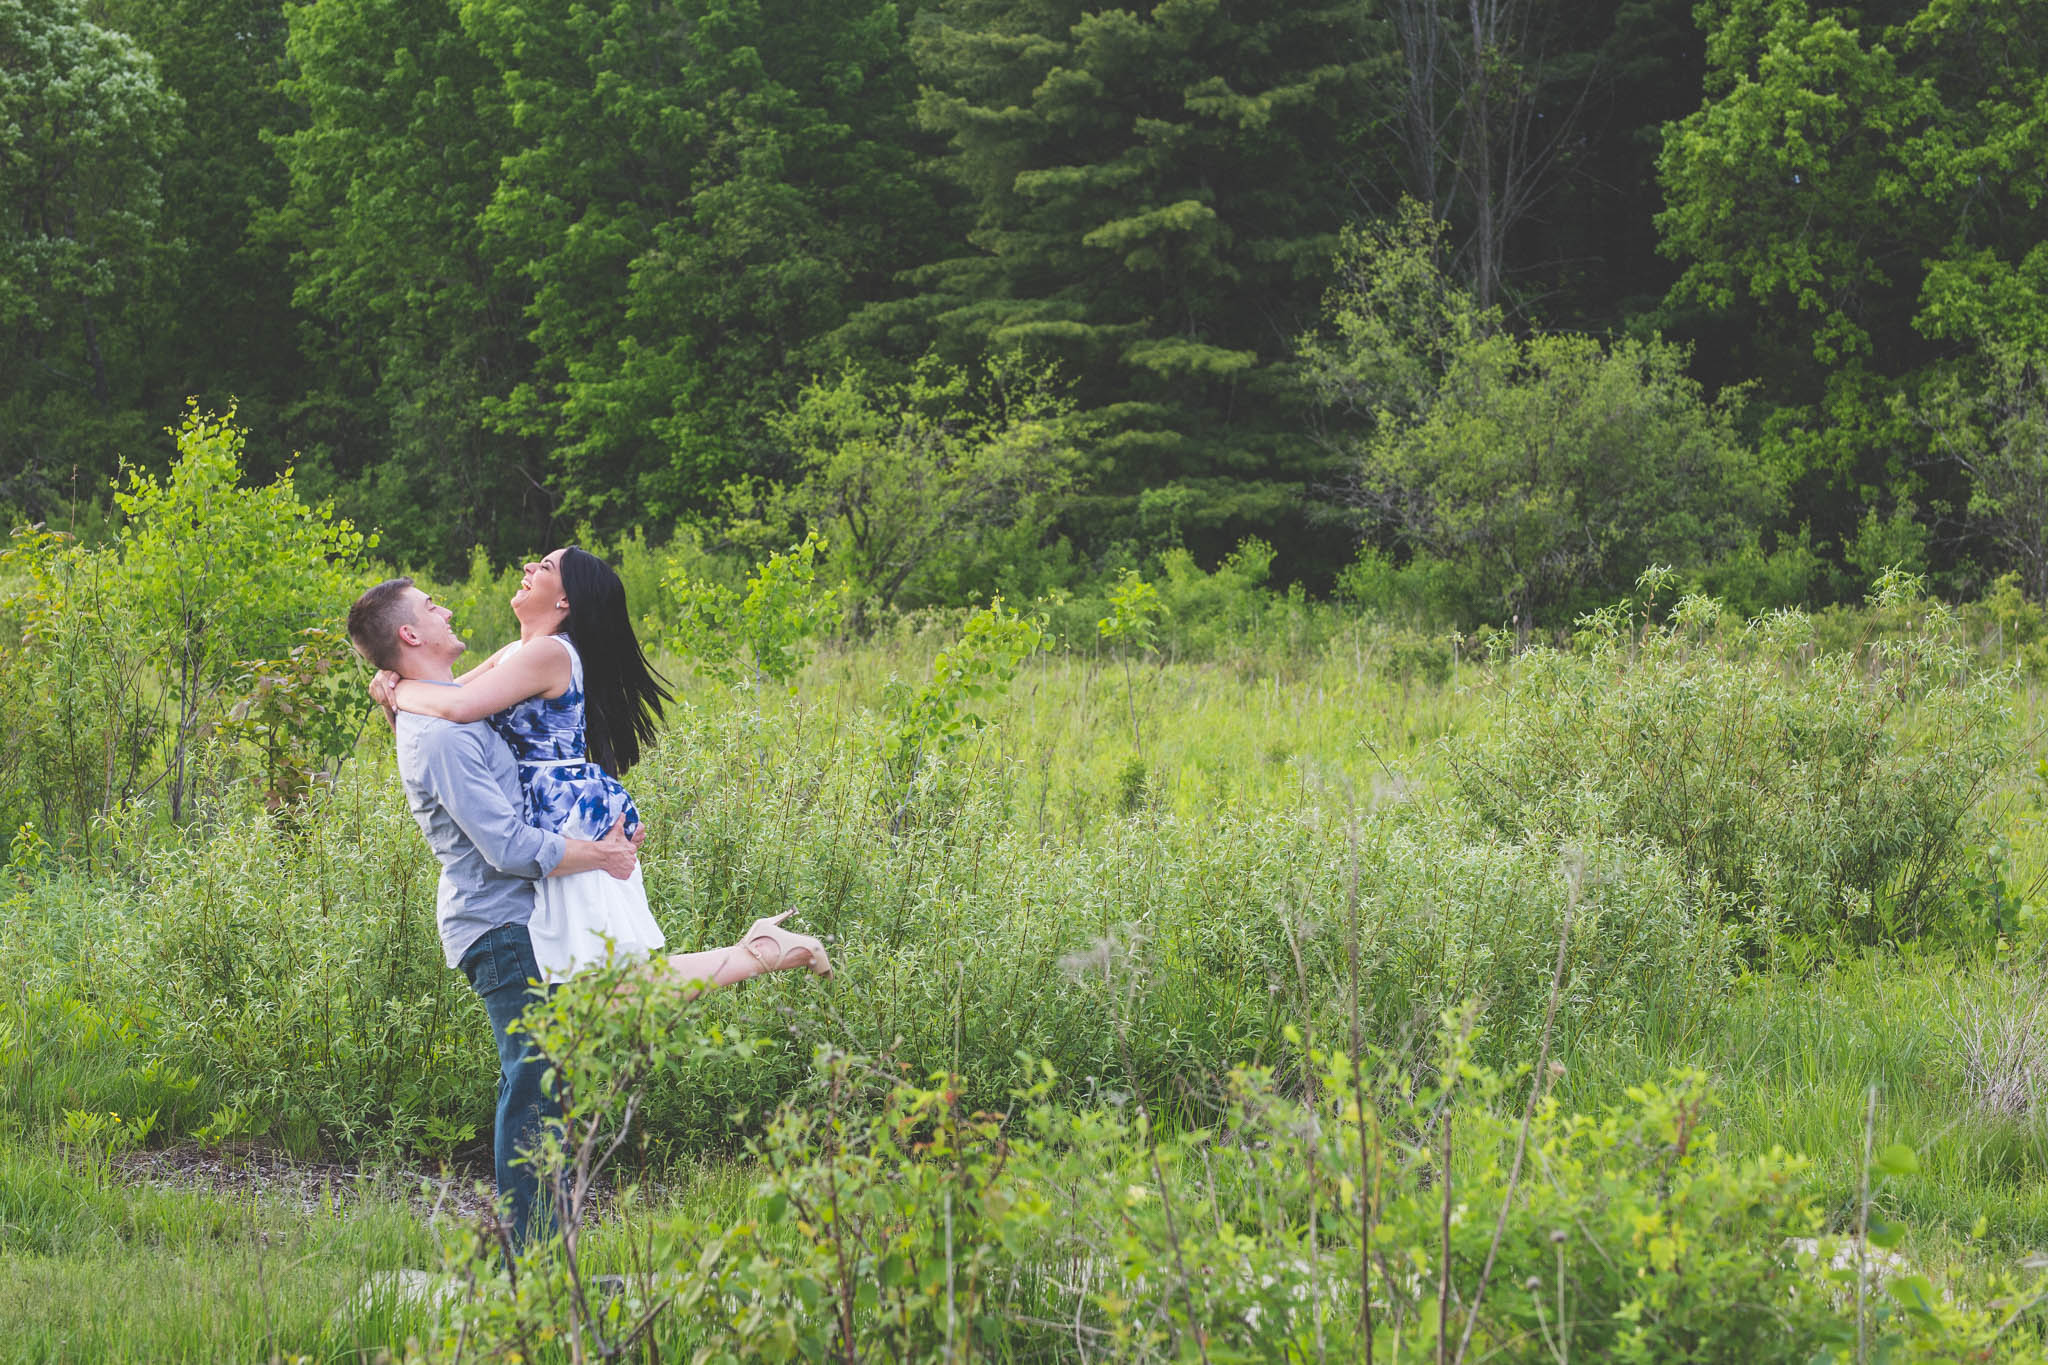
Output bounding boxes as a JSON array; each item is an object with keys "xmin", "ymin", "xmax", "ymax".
[
  {"xmin": 882, "ymin": 599, "xmax": 1044, "ymax": 826},
  {"xmin": 662, "ymin": 530, "xmax": 844, "ymax": 690},
  {"xmin": 1097, "ymin": 569, "xmax": 1165, "ymax": 761}
]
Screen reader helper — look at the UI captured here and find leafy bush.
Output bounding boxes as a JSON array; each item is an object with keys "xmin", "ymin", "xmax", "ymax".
[
  {"xmin": 1697, "ymin": 526, "xmax": 1830, "ymax": 616},
  {"xmin": 1966, "ymin": 571, "xmax": 2048, "ymax": 678},
  {"xmin": 0, "ymin": 528, "xmax": 158, "ymax": 853},
  {"xmin": 114, "ymin": 404, "xmax": 372, "ymax": 821},
  {"xmin": 1335, "ymin": 542, "xmax": 1483, "ymax": 626},
  {"xmin": 423, "ymin": 1019, "xmax": 2043, "ymax": 1362},
  {"xmin": 0, "ymin": 406, "xmax": 372, "ymax": 842},
  {"xmin": 1356, "ymin": 329, "xmax": 1777, "ymax": 630},
  {"xmin": 417, "ymin": 545, "xmax": 524, "ymax": 659},
  {"xmin": 663, "ymin": 531, "xmax": 844, "ymax": 689},
  {"xmin": 1454, "ymin": 574, "xmax": 2013, "ymax": 948},
  {"xmin": 1028, "ymin": 541, "xmax": 1354, "ymax": 663},
  {"xmin": 879, "ymin": 598, "xmax": 1044, "ymax": 819},
  {"xmin": 747, "ymin": 353, "xmax": 1089, "ymax": 613},
  {"xmin": 1920, "ymin": 346, "xmax": 2048, "ymax": 600},
  {"xmin": 1305, "ymin": 205, "xmax": 1784, "ymax": 629}
]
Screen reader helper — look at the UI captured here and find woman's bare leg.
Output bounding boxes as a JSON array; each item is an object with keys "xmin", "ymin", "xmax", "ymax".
[
  {"xmin": 662, "ymin": 910, "xmax": 830, "ymax": 996},
  {"xmin": 660, "ymin": 945, "xmax": 754, "ymax": 992}
]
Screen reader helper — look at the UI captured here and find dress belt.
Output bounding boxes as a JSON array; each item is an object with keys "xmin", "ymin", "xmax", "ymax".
[{"xmin": 521, "ymin": 757, "xmax": 590, "ymax": 768}]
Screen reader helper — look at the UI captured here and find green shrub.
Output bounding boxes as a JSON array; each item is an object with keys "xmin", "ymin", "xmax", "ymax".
[
  {"xmin": 1698, "ymin": 526, "xmax": 1829, "ymax": 616},
  {"xmin": 663, "ymin": 531, "xmax": 844, "ymax": 689},
  {"xmin": 114, "ymin": 771, "xmax": 493, "ymax": 1157},
  {"xmin": 879, "ymin": 598, "xmax": 1044, "ymax": 820},
  {"xmin": 114, "ymin": 405, "xmax": 372, "ymax": 822},
  {"xmin": 1920, "ymin": 345, "xmax": 2048, "ymax": 602},
  {"xmin": 1, "ymin": 407, "xmax": 373, "ymax": 843},
  {"xmin": 1334, "ymin": 544, "xmax": 1495, "ymax": 631},
  {"xmin": 0, "ymin": 528, "xmax": 158, "ymax": 854},
  {"xmin": 1029, "ymin": 543, "xmax": 1354, "ymax": 663},
  {"xmin": 415, "ymin": 545, "xmax": 524, "ymax": 658},
  {"xmin": 1454, "ymin": 575, "xmax": 2013, "ymax": 948},
  {"xmin": 750, "ymin": 353, "xmax": 1089, "ymax": 613},
  {"xmin": 1965, "ymin": 571, "xmax": 2048, "ymax": 678},
  {"xmin": 1306, "ymin": 205, "xmax": 1784, "ymax": 629},
  {"xmin": 1152, "ymin": 538, "xmax": 1266, "ymax": 649},
  {"xmin": 426, "ymin": 1021, "xmax": 2043, "ymax": 1362}
]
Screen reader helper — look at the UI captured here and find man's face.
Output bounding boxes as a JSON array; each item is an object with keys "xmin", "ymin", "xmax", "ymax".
[{"xmin": 398, "ymin": 586, "xmax": 466, "ymax": 666}]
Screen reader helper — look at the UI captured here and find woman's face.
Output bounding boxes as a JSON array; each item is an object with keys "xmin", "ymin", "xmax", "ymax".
[{"xmin": 512, "ymin": 548, "xmax": 570, "ymax": 617}]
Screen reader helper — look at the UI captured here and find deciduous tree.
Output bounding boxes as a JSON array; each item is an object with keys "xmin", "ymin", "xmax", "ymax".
[
  {"xmin": 0, "ymin": 0, "xmax": 180, "ymax": 515},
  {"xmin": 97, "ymin": 0, "xmax": 306, "ymax": 473},
  {"xmin": 459, "ymin": 0, "xmax": 944, "ymax": 532},
  {"xmin": 1657, "ymin": 0, "xmax": 2048, "ymax": 562},
  {"xmin": 272, "ymin": 0, "xmax": 541, "ymax": 570}
]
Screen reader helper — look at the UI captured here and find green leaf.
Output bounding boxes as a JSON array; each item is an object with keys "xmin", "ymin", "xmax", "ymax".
[
  {"xmin": 1874, "ymin": 1142, "xmax": 1919, "ymax": 1177},
  {"xmin": 1887, "ymin": 1272, "xmax": 1940, "ymax": 1317}
]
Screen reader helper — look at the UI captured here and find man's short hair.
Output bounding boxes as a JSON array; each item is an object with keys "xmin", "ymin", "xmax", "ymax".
[{"xmin": 347, "ymin": 577, "xmax": 417, "ymax": 672}]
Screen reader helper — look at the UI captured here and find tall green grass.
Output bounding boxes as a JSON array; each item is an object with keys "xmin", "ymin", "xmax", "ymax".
[{"xmin": 6, "ymin": 605, "xmax": 2048, "ymax": 1357}]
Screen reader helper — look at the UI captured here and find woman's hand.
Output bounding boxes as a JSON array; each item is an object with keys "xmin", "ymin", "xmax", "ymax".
[{"xmin": 369, "ymin": 670, "xmax": 401, "ymax": 726}]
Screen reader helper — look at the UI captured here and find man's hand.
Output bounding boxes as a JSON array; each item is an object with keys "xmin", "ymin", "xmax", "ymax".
[
  {"xmin": 594, "ymin": 817, "xmax": 637, "ymax": 880},
  {"xmin": 552, "ymin": 817, "xmax": 641, "ymax": 881}
]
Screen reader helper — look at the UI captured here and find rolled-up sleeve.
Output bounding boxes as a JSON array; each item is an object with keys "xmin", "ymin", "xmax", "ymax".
[{"xmin": 416, "ymin": 727, "xmax": 565, "ymax": 878}]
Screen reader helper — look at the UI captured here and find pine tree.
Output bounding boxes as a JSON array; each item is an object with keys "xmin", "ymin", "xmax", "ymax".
[{"xmin": 898, "ymin": 0, "xmax": 1395, "ymax": 569}]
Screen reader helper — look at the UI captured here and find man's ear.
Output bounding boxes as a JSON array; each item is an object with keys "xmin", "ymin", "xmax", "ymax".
[{"xmin": 396, "ymin": 623, "xmax": 420, "ymax": 647}]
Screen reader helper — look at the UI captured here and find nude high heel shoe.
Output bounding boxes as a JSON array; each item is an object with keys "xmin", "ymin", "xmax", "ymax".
[{"xmin": 738, "ymin": 909, "xmax": 834, "ymax": 978}]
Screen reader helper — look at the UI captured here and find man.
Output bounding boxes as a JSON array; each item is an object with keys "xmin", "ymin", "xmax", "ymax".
[{"xmin": 346, "ymin": 576, "xmax": 639, "ymax": 1248}]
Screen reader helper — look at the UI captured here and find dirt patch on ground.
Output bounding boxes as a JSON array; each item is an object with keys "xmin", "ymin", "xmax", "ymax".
[{"xmin": 109, "ymin": 1142, "xmax": 502, "ymax": 1221}]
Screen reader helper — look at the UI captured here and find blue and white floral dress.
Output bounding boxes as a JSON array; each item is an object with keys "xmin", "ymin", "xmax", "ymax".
[{"xmin": 490, "ymin": 634, "xmax": 665, "ymax": 982}]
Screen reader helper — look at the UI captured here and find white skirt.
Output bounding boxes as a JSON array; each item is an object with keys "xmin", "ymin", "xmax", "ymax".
[{"xmin": 528, "ymin": 864, "xmax": 667, "ymax": 984}]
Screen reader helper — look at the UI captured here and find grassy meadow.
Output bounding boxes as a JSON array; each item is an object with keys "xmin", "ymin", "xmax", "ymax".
[{"xmin": 10, "ymin": 580, "xmax": 2048, "ymax": 1360}]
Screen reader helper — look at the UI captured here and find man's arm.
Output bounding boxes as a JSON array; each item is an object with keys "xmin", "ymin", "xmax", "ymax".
[{"xmin": 416, "ymin": 726, "xmax": 635, "ymax": 880}]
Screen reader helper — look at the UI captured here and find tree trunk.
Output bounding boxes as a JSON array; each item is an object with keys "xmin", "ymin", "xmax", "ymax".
[
  {"xmin": 1385, "ymin": 0, "xmax": 1597, "ymax": 311},
  {"xmin": 1467, "ymin": 0, "xmax": 1498, "ymax": 309},
  {"xmin": 80, "ymin": 297, "xmax": 113, "ymax": 408}
]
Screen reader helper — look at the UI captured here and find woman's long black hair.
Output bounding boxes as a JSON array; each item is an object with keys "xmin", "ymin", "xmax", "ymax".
[{"xmin": 560, "ymin": 547, "xmax": 671, "ymax": 777}]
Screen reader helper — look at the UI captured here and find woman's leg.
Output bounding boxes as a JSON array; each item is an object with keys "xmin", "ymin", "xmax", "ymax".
[{"xmin": 662, "ymin": 910, "xmax": 830, "ymax": 993}]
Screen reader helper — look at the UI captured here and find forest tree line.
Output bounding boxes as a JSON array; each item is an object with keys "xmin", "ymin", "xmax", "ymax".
[{"xmin": 4, "ymin": 0, "xmax": 2045, "ymax": 625}]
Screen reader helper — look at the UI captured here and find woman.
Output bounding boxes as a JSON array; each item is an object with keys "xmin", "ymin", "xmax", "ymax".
[{"xmin": 372, "ymin": 547, "xmax": 830, "ymax": 988}]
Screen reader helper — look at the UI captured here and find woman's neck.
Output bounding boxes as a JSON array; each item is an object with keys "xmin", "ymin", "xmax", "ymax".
[{"xmin": 515, "ymin": 613, "xmax": 567, "ymax": 644}]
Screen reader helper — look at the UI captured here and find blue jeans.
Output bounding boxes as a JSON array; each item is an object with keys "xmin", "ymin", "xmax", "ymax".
[{"xmin": 458, "ymin": 922, "xmax": 559, "ymax": 1249}]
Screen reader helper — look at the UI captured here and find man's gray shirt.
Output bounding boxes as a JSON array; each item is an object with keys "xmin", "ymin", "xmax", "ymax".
[{"xmin": 395, "ymin": 706, "xmax": 565, "ymax": 967}]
